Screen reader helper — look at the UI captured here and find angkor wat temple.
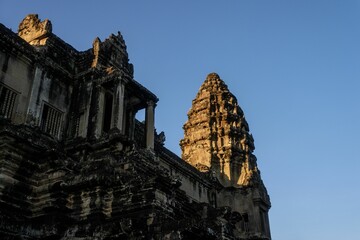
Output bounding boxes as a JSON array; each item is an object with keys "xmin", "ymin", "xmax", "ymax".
[{"xmin": 0, "ymin": 14, "xmax": 271, "ymax": 239}]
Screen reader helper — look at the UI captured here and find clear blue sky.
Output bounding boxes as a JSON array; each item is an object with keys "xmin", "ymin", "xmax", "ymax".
[{"xmin": 1, "ymin": 1, "xmax": 360, "ymax": 239}]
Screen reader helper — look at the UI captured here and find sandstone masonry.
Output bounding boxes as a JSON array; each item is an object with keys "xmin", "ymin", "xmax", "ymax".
[{"xmin": 0, "ymin": 14, "xmax": 271, "ymax": 240}]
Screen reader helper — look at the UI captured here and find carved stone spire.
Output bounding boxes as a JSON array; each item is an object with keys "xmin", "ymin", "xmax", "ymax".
[
  {"xmin": 180, "ymin": 73, "xmax": 260, "ymax": 187},
  {"xmin": 91, "ymin": 37, "xmax": 101, "ymax": 68}
]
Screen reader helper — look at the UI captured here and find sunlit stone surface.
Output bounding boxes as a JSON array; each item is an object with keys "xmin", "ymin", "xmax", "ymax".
[
  {"xmin": 18, "ymin": 14, "xmax": 52, "ymax": 45},
  {"xmin": 181, "ymin": 73, "xmax": 259, "ymax": 187},
  {"xmin": 0, "ymin": 14, "xmax": 271, "ymax": 240}
]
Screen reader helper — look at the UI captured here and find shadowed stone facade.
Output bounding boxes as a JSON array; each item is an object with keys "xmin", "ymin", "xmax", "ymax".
[{"xmin": 0, "ymin": 14, "xmax": 271, "ymax": 239}]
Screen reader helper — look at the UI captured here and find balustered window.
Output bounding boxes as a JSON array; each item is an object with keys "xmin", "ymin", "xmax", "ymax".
[
  {"xmin": 0, "ymin": 84, "xmax": 17, "ymax": 119},
  {"xmin": 41, "ymin": 103, "xmax": 63, "ymax": 138},
  {"xmin": 242, "ymin": 213, "xmax": 249, "ymax": 233}
]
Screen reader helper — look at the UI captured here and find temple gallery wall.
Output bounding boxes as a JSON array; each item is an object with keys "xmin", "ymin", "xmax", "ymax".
[{"xmin": 0, "ymin": 14, "xmax": 271, "ymax": 240}]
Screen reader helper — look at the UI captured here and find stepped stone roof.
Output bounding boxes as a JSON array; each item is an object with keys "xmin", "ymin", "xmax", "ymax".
[{"xmin": 181, "ymin": 73, "xmax": 260, "ymax": 187}]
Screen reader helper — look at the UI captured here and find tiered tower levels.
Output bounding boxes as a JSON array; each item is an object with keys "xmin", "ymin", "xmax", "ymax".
[{"xmin": 181, "ymin": 73, "xmax": 259, "ymax": 187}]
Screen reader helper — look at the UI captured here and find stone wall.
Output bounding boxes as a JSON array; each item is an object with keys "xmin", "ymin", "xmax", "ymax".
[{"xmin": 0, "ymin": 14, "xmax": 271, "ymax": 240}]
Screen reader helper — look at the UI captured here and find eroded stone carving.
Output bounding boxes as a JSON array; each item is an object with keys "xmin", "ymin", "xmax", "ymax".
[
  {"xmin": 92, "ymin": 37, "xmax": 101, "ymax": 68},
  {"xmin": 18, "ymin": 14, "xmax": 52, "ymax": 45}
]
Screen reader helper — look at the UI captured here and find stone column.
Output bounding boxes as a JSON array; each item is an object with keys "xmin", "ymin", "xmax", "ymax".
[
  {"xmin": 113, "ymin": 80, "xmax": 125, "ymax": 133},
  {"xmin": 94, "ymin": 87, "xmax": 105, "ymax": 138},
  {"xmin": 128, "ymin": 109, "xmax": 137, "ymax": 140},
  {"xmin": 145, "ymin": 101, "xmax": 155, "ymax": 149}
]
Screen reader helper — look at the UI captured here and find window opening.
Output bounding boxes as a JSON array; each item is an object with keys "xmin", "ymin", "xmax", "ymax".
[
  {"xmin": 71, "ymin": 112, "xmax": 81, "ymax": 137},
  {"xmin": 74, "ymin": 114, "xmax": 80, "ymax": 137},
  {"xmin": 41, "ymin": 103, "xmax": 62, "ymax": 137},
  {"xmin": 135, "ymin": 108, "xmax": 145, "ymax": 122},
  {"xmin": 211, "ymin": 192, "xmax": 217, "ymax": 208},
  {"xmin": 260, "ymin": 210, "xmax": 267, "ymax": 234},
  {"xmin": 102, "ymin": 92, "xmax": 113, "ymax": 133},
  {"xmin": 0, "ymin": 85, "xmax": 17, "ymax": 119},
  {"xmin": 243, "ymin": 213, "xmax": 249, "ymax": 232}
]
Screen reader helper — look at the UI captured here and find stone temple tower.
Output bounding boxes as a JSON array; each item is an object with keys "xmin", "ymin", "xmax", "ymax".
[
  {"xmin": 180, "ymin": 73, "xmax": 271, "ymax": 238},
  {"xmin": 181, "ymin": 73, "xmax": 261, "ymax": 187},
  {"xmin": 1, "ymin": 15, "xmax": 271, "ymax": 239}
]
